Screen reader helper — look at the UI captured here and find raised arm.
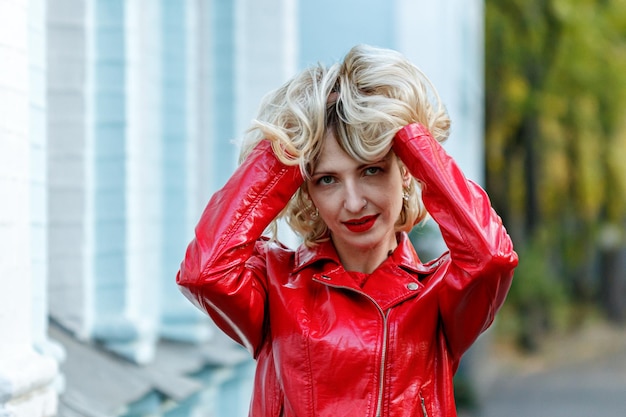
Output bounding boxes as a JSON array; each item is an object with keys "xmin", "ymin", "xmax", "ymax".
[
  {"xmin": 393, "ymin": 123, "xmax": 518, "ymax": 360},
  {"xmin": 176, "ymin": 140, "xmax": 303, "ymax": 355}
]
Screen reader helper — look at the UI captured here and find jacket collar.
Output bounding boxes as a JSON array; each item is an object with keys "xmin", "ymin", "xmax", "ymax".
[{"xmin": 294, "ymin": 232, "xmax": 447, "ymax": 310}]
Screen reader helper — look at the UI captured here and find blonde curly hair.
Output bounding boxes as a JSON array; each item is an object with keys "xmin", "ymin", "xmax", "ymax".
[{"xmin": 240, "ymin": 44, "xmax": 450, "ymax": 247}]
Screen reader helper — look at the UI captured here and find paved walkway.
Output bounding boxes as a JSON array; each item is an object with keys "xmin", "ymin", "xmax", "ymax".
[
  {"xmin": 474, "ymin": 324, "xmax": 626, "ymax": 417},
  {"xmin": 479, "ymin": 349, "xmax": 626, "ymax": 416}
]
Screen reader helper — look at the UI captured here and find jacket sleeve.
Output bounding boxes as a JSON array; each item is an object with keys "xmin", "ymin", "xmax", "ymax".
[
  {"xmin": 393, "ymin": 123, "xmax": 518, "ymax": 361},
  {"xmin": 176, "ymin": 140, "xmax": 303, "ymax": 356}
]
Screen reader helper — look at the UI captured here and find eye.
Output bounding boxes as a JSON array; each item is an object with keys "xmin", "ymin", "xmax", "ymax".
[
  {"xmin": 364, "ymin": 166, "xmax": 382, "ymax": 176},
  {"xmin": 317, "ymin": 175, "xmax": 336, "ymax": 185}
]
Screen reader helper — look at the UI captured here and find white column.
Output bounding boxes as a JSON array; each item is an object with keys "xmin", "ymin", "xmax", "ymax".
[
  {"xmin": 30, "ymin": 0, "xmax": 64, "ymax": 363},
  {"xmin": 47, "ymin": 0, "xmax": 95, "ymax": 340},
  {"xmin": 0, "ymin": 0, "xmax": 35, "ymax": 350},
  {"xmin": 122, "ymin": 0, "xmax": 163, "ymax": 361},
  {"xmin": 0, "ymin": 0, "xmax": 59, "ymax": 415},
  {"xmin": 82, "ymin": 0, "xmax": 167, "ymax": 364}
]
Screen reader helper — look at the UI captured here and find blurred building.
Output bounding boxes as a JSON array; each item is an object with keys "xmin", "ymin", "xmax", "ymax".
[{"xmin": 0, "ymin": 0, "xmax": 484, "ymax": 415}]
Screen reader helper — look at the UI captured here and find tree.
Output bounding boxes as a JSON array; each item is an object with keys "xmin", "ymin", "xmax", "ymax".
[{"xmin": 485, "ymin": 0, "xmax": 626, "ymax": 346}]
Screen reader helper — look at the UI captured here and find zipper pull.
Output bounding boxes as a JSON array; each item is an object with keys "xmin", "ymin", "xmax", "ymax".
[{"xmin": 420, "ymin": 392, "xmax": 428, "ymax": 417}]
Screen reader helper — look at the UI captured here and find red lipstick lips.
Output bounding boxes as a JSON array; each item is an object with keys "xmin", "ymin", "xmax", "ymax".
[{"xmin": 343, "ymin": 215, "xmax": 378, "ymax": 232}]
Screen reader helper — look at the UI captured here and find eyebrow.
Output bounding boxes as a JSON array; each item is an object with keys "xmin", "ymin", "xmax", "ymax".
[{"xmin": 311, "ymin": 156, "xmax": 390, "ymax": 177}]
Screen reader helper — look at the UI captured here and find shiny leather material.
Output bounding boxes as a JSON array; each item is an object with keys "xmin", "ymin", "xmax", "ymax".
[{"xmin": 177, "ymin": 124, "xmax": 518, "ymax": 417}]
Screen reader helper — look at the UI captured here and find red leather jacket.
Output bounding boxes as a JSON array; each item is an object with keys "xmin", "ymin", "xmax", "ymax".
[{"xmin": 177, "ymin": 124, "xmax": 518, "ymax": 417}]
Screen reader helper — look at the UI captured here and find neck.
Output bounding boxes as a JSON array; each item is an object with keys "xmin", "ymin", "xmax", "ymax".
[{"xmin": 333, "ymin": 238, "xmax": 398, "ymax": 274}]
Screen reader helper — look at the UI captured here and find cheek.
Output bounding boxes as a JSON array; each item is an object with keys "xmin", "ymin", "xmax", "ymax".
[
  {"xmin": 313, "ymin": 197, "xmax": 337, "ymax": 222},
  {"xmin": 375, "ymin": 184, "xmax": 404, "ymax": 217},
  {"xmin": 308, "ymin": 188, "xmax": 335, "ymax": 218},
  {"xmin": 389, "ymin": 192, "xmax": 404, "ymax": 216}
]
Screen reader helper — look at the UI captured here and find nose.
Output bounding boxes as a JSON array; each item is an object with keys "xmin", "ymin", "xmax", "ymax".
[{"xmin": 343, "ymin": 181, "xmax": 367, "ymax": 213}]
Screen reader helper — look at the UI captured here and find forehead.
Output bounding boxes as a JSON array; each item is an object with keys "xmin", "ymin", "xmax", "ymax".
[
  {"xmin": 312, "ymin": 131, "xmax": 395, "ymax": 174},
  {"xmin": 313, "ymin": 132, "xmax": 357, "ymax": 172},
  {"xmin": 319, "ymin": 131, "xmax": 343, "ymax": 156}
]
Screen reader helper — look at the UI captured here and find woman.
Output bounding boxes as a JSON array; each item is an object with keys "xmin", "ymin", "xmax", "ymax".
[{"xmin": 177, "ymin": 45, "xmax": 518, "ymax": 417}]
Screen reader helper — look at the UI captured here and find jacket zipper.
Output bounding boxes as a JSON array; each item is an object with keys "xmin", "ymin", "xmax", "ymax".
[
  {"xmin": 419, "ymin": 391, "xmax": 428, "ymax": 417},
  {"xmin": 375, "ymin": 308, "xmax": 390, "ymax": 417},
  {"xmin": 315, "ymin": 277, "xmax": 391, "ymax": 417}
]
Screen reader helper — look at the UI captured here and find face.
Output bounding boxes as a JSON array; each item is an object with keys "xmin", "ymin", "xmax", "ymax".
[{"xmin": 306, "ymin": 132, "xmax": 411, "ymax": 263}]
